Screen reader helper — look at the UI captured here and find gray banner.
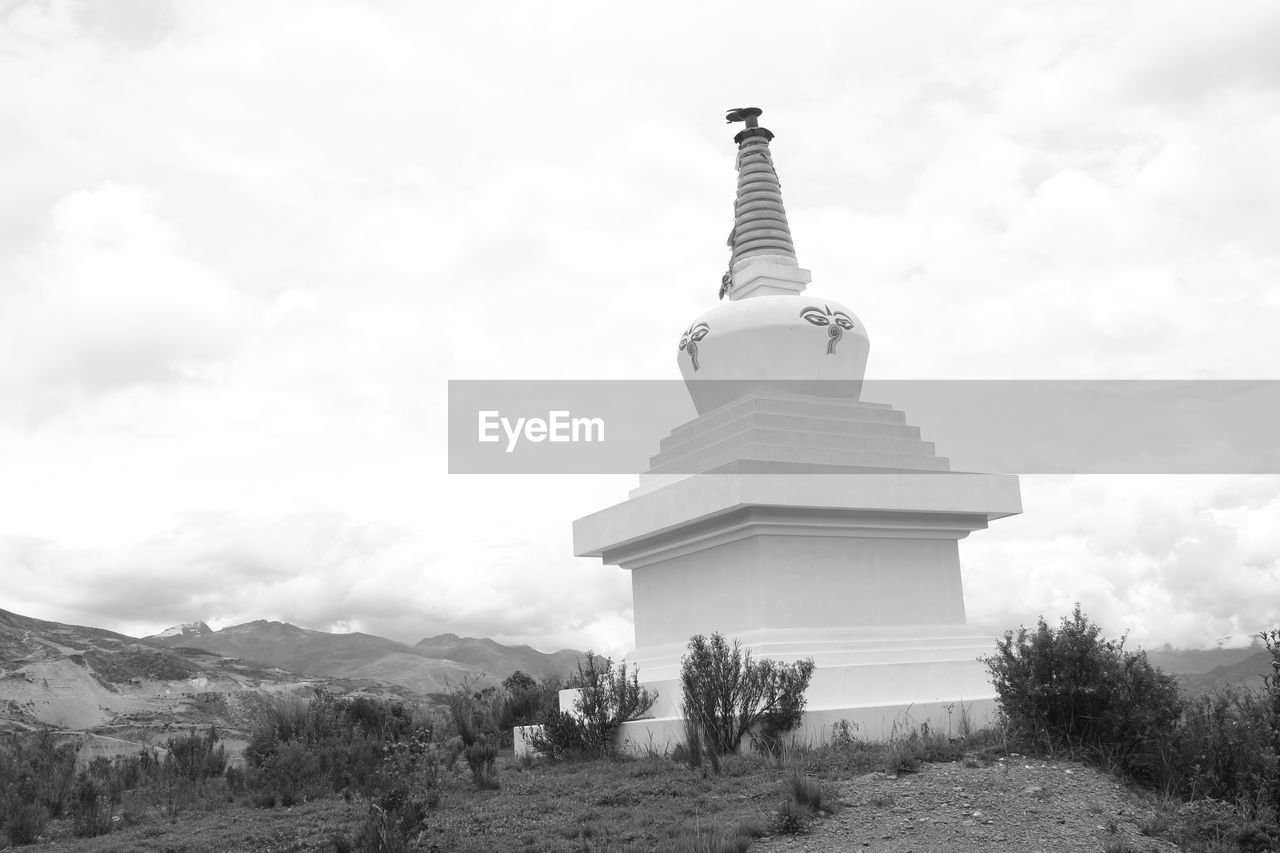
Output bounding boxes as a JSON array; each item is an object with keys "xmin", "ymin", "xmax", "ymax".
[{"xmin": 447, "ymin": 380, "xmax": 1280, "ymax": 475}]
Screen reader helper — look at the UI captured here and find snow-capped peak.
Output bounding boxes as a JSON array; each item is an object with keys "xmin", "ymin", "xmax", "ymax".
[{"xmin": 154, "ymin": 621, "xmax": 212, "ymax": 638}]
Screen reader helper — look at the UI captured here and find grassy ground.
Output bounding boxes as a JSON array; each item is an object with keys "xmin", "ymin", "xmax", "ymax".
[
  {"xmin": 31, "ymin": 794, "xmax": 368, "ymax": 852},
  {"xmin": 419, "ymin": 753, "xmax": 784, "ymax": 851},
  {"xmin": 22, "ymin": 748, "xmax": 858, "ymax": 853}
]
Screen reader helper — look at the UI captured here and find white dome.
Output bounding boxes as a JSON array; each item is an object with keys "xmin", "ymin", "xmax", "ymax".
[{"xmin": 677, "ymin": 292, "xmax": 870, "ymax": 414}]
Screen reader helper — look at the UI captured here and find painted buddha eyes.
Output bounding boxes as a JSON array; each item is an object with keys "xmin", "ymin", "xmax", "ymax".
[
  {"xmin": 681, "ymin": 323, "xmax": 711, "ymax": 345},
  {"xmin": 679, "ymin": 323, "xmax": 711, "ymax": 371},
  {"xmin": 800, "ymin": 306, "xmax": 854, "ymax": 330},
  {"xmin": 800, "ymin": 306, "xmax": 854, "ymax": 355}
]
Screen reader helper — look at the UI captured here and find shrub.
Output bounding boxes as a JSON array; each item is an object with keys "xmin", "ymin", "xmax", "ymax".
[
  {"xmin": 983, "ymin": 604, "xmax": 1181, "ymax": 780},
  {"xmin": 668, "ymin": 822, "xmax": 751, "ymax": 852},
  {"xmin": 443, "ymin": 677, "xmax": 497, "ymax": 747},
  {"xmin": 359, "ymin": 729, "xmax": 447, "ymax": 852},
  {"xmin": 0, "ymin": 728, "xmax": 78, "ymax": 844},
  {"xmin": 533, "ymin": 652, "xmax": 657, "ymax": 759},
  {"xmin": 1260, "ymin": 629, "xmax": 1280, "ymax": 816},
  {"xmin": 679, "ymin": 633, "xmax": 814, "ymax": 755},
  {"xmin": 243, "ymin": 692, "xmax": 434, "ymax": 806},
  {"xmin": 785, "ymin": 767, "xmax": 828, "ymax": 814},
  {"xmin": 70, "ymin": 775, "xmax": 113, "ymax": 837},
  {"xmin": 496, "ymin": 671, "xmax": 544, "ymax": 730},
  {"xmin": 2, "ymin": 802, "xmax": 47, "ymax": 845},
  {"xmin": 570, "ymin": 652, "xmax": 658, "ymax": 753},
  {"xmin": 774, "ymin": 795, "xmax": 807, "ymax": 834},
  {"xmin": 165, "ymin": 726, "xmax": 228, "ymax": 781},
  {"xmin": 443, "ymin": 678, "xmax": 503, "ymax": 786},
  {"xmin": 356, "ymin": 802, "xmax": 411, "ymax": 853},
  {"xmin": 248, "ymin": 740, "xmax": 325, "ymax": 807},
  {"xmin": 464, "ymin": 736, "xmax": 500, "ymax": 790},
  {"xmin": 0, "ymin": 729, "xmax": 78, "ymax": 822},
  {"xmin": 1155, "ymin": 686, "xmax": 1274, "ymax": 802},
  {"xmin": 677, "ymin": 715, "xmax": 703, "ymax": 770}
]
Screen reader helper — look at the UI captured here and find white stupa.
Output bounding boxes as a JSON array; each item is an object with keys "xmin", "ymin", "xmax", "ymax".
[{"xmin": 572, "ymin": 108, "xmax": 1022, "ymax": 748}]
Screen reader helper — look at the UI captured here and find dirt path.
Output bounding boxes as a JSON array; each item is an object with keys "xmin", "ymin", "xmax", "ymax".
[{"xmin": 753, "ymin": 757, "xmax": 1179, "ymax": 853}]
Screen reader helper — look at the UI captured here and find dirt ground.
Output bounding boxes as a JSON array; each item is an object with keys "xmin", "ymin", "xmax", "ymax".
[{"xmin": 755, "ymin": 757, "xmax": 1179, "ymax": 853}]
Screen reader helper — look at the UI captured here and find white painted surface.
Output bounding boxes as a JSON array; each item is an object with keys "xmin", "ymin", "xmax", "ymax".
[
  {"xmin": 677, "ymin": 294, "xmax": 870, "ymax": 414},
  {"xmin": 614, "ymin": 698, "xmax": 998, "ymax": 756},
  {"xmin": 513, "ymin": 724, "xmax": 544, "ymax": 759}
]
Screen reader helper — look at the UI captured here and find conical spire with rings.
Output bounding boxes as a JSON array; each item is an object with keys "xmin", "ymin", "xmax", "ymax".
[{"xmin": 726, "ymin": 107, "xmax": 797, "ymax": 271}]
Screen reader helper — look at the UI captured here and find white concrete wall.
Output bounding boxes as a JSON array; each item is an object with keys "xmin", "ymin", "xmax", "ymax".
[
  {"xmin": 631, "ymin": 534, "xmax": 965, "ymax": 652},
  {"xmin": 614, "ymin": 697, "xmax": 997, "ymax": 757}
]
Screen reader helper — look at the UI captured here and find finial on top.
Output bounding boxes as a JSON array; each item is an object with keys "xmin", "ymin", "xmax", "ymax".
[
  {"xmin": 725, "ymin": 107, "xmax": 762, "ymax": 128},
  {"xmin": 726, "ymin": 106, "xmax": 774, "ymax": 144}
]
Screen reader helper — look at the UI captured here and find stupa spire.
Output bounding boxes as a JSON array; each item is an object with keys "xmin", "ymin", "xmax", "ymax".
[
  {"xmin": 720, "ymin": 107, "xmax": 809, "ymax": 300},
  {"xmin": 727, "ymin": 106, "xmax": 796, "ymax": 260}
]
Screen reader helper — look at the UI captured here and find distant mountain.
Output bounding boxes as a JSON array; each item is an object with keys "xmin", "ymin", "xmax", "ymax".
[
  {"xmin": 152, "ymin": 621, "xmax": 213, "ymax": 640},
  {"xmin": 144, "ymin": 621, "xmax": 582, "ymax": 695},
  {"xmin": 0, "ymin": 607, "xmax": 307, "ymax": 732},
  {"xmin": 1177, "ymin": 650, "xmax": 1277, "ymax": 696},
  {"xmin": 1145, "ymin": 645, "xmax": 1263, "ymax": 676},
  {"xmin": 414, "ymin": 633, "xmax": 582, "ymax": 682}
]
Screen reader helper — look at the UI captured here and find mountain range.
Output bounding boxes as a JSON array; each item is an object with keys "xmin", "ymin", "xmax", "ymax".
[
  {"xmin": 6, "ymin": 603, "xmax": 1272, "ymax": 745},
  {"xmin": 0, "ymin": 606, "xmax": 583, "ymax": 742},
  {"xmin": 143, "ymin": 619, "xmax": 582, "ymax": 694}
]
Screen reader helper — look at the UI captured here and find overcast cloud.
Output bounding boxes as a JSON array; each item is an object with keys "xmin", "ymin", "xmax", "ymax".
[{"xmin": 2, "ymin": 0, "xmax": 1279, "ymax": 655}]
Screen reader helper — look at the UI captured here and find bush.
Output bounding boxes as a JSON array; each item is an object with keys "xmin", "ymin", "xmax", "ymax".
[
  {"xmin": 679, "ymin": 633, "xmax": 815, "ymax": 755},
  {"xmin": 244, "ymin": 692, "xmax": 434, "ymax": 806},
  {"xmin": 983, "ymin": 604, "xmax": 1181, "ymax": 780},
  {"xmin": 1, "ymin": 728, "xmax": 78, "ymax": 845},
  {"xmin": 70, "ymin": 774, "xmax": 113, "ymax": 837},
  {"xmin": 0, "ymin": 729, "xmax": 78, "ymax": 824},
  {"xmin": 1155, "ymin": 686, "xmax": 1274, "ymax": 803},
  {"xmin": 2, "ymin": 802, "xmax": 47, "ymax": 845},
  {"xmin": 165, "ymin": 726, "xmax": 228, "ymax": 781},
  {"xmin": 668, "ymin": 822, "xmax": 752, "ymax": 852},
  {"xmin": 1260, "ymin": 629, "xmax": 1280, "ymax": 817},
  {"xmin": 532, "ymin": 653, "xmax": 656, "ymax": 760},
  {"xmin": 463, "ymin": 736, "xmax": 500, "ymax": 790},
  {"xmin": 356, "ymin": 728, "xmax": 450, "ymax": 851},
  {"xmin": 785, "ymin": 767, "xmax": 827, "ymax": 814},
  {"xmin": 495, "ymin": 671, "xmax": 544, "ymax": 730},
  {"xmin": 443, "ymin": 677, "xmax": 495, "ymax": 746},
  {"xmin": 248, "ymin": 740, "xmax": 324, "ymax": 807}
]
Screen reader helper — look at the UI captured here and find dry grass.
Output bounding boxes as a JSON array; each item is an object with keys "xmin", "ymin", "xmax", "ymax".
[
  {"xmin": 22, "ymin": 752, "xmax": 794, "ymax": 852},
  {"xmin": 19, "ymin": 724, "xmax": 1014, "ymax": 852}
]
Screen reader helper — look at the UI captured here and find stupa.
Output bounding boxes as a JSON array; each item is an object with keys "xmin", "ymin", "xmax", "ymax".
[{"xmin": 572, "ymin": 108, "xmax": 1022, "ymax": 748}]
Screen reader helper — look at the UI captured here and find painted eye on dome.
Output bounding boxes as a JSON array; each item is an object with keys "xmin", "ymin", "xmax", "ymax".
[
  {"xmin": 689, "ymin": 323, "xmax": 710, "ymax": 341},
  {"xmin": 679, "ymin": 338, "xmax": 688, "ymax": 350},
  {"xmin": 800, "ymin": 307, "xmax": 829, "ymax": 326},
  {"xmin": 834, "ymin": 313, "xmax": 854, "ymax": 330}
]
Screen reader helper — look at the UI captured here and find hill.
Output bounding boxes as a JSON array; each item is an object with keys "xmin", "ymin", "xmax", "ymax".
[
  {"xmin": 0, "ymin": 605, "xmax": 343, "ymax": 757},
  {"xmin": 1, "ymin": 606, "xmax": 580, "ymax": 764},
  {"xmin": 414, "ymin": 632, "xmax": 582, "ymax": 682},
  {"xmin": 144, "ymin": 620, "xmax": 582, "ymax": 694},
  {"xmin": 1144, "ymin": 644, "xmax": 1263, "ymax": 675},
  {"xmin": 146, "ymin": 620, "xmax": 484, "ymax": 694},
  {"xmin": 1175, "ymin": 649, "xmax": 1277, "ymax": 695}
]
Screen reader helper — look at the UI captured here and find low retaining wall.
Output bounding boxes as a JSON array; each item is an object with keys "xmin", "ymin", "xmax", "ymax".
[{"xmin": 513, "ymin": 696, "xmax": 995, "ymax": 758}]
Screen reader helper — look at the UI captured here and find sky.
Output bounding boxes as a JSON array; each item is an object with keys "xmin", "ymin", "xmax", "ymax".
[{"xmin": 2, "ymin": 0, "xmax": 1279, "ymax": 656}]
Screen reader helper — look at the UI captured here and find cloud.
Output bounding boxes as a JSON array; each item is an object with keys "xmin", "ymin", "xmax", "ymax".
[
  {"xmin": 0, "ymin": 508, "xmax": 632, "ymax": 654},
  {"xmin": 965, "ymin": 477, "xmax": 1280, "ymax": 649},
  {"xmin": 1, "ymin": 0, "xmax": 1279, "ymax": 655},
  {"xmin": 0, "ymin": 183, "xmax": 256, "ymax": 422}
]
